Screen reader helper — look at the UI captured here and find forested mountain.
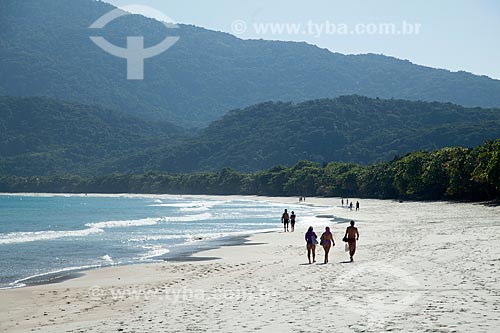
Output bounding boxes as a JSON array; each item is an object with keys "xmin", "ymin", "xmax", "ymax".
[
  {"xmin": 109, "ymin": 95, "xmax": 500, "ymax": 173},
  {"xmin": 2, "ymin": 0, "xmax": 500, "ymax": 127},
  {"xmin": 0, "ymin": 96, "xmax": 185, "ymax": 175},
  {"xmin": 2, "ymin": 95, "xmax": 500, "ymax": 176}
]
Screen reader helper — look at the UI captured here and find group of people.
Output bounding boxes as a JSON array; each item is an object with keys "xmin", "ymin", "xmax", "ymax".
[
  {"xmin": 305, "ymin": 221, "xmax": 359, "ymax": 264},
  {"xmin": 341, "ymin": 198, "xmax": 360, "ymax": 211},
  {"xmin": 280, "ymin": 209, "xmax": 296, "ymax": 232},
  {"xmin": 281, "ymin": 204, "xmax": 360, "ymax": 264}
]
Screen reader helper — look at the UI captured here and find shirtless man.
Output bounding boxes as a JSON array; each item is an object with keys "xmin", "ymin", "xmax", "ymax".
[
  {"xmin": 281, "ymin": 209, "xmax": 290, "ymax": 232},
  {"xmin": 344, "ymin": 220, "xmax": 359, "ymax": 262}
]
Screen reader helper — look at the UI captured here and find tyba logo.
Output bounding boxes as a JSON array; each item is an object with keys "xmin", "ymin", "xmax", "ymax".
[{"xmin": 89, "ymin": 5, "xmax": 179, "ymax": 80}]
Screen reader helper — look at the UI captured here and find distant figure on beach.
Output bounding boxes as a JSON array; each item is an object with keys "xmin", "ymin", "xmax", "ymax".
[
  {"xmin": 299, "ymin": 197, "xmax": 302, "ymax": 202},
  {"xmin": 344, "ymin": 220, "xmax": 359, "ymax": 262},
  {"xmin": 349, "ymin": 202, "xmax": 353, "ymax": 211},
  {"xmin": 281, "ymin": 209, "xmax": 290, "ymax": 232},
  {"xmin": 346, "ymin": 199, "xmax": 349, "ymax": 206},
  {"xmin": 290, "ymin": 211, "xmax": 296, "ymax": 232},
  {"xmin": 356, "ymin": 201, "xmax": 359, "ymax": 211},
  {"xmin": 305, "ymin": 226, "xmax": 317, "ymax": 264},
  {"xmin": 320, "ymin": 227, "xmax": 335, "ymax": 264},
  {"xmin": 341, "ymin": 198, "xmax": 344, "ymax": 206}
]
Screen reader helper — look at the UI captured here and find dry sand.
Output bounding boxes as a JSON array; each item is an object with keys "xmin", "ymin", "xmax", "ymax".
[{"xmin": 1, "ymin": 196, "xmax": 500, "ymax": 332}]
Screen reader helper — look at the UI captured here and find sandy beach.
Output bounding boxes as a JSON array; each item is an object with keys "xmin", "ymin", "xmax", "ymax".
[{"xmin": 1, "ymin": 196, "xmax": 500, "ymax": 332}]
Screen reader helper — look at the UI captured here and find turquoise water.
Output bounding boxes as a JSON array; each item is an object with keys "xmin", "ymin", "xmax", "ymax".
[{"xmin": 0, "ymin": 194, "xmax": 324, "ymax": 288}]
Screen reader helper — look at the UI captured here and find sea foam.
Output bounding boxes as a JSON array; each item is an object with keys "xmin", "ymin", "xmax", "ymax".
[
  {"xmin": 85, "ymin": 213, "xmax": 213, "ymax": 229},
  {"xmin": 0, "ymin": 213, "xmax": 214, "ymax": 245},
  {"xmin": 0, "ymin": 227, "xmax": 104, "ymax": 245}
]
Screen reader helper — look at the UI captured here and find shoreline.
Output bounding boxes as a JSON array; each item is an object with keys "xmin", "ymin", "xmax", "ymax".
[
  {"xmin": 10, "ymin": 233, "xmax": 268, "ymax": 289},
  {"xmin": 2, "ymin": 195, "xmax": 498, "ymax": 332},
  {"xmin": 1, "ymin": 230, "xmax": 280, "ymax": 291},
  {"xmin": 0, "ymin": 194, "xmax": 337, "ymax": 290}
]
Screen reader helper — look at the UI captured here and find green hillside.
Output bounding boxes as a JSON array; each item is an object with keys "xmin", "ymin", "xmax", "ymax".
[
  {"xmin": 118, "ymin": 96, "xmax": 500, "ymax": 173},
  {"xmin": 1, "ymin": 0, "xmax": 500, "ymax": 127},
  {"xmin": 0, "ymin": 96, "xmax": 185, "ymax": 175},
  {"xmin": 2, "ymin": 95, "xmax": 500, "ymax": 176}
]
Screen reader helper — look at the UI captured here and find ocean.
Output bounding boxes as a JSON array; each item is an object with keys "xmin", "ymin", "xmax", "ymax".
[{"xmin": 0, "ymin": 193, "xmax": 328, "ymax": 289}]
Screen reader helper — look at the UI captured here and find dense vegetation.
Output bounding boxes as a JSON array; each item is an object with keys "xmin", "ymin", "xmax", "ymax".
[
  {"xmin": 0, "ymin": 96, "xmax": 185, "ymax": 176},
  {"xmin": 114, "ymin": 96, "xmax": 500, "ymax": 172},
  {"xmin": 1, "ymin": 140, "xmax": 499, "ymax": 202},
  {"xmin": 2, "ymin": 95, "xmax": 500, "ymax": 176},
  {"xmin": 2, "ymin": 0, "xmax": 500, "ymax": 127}
]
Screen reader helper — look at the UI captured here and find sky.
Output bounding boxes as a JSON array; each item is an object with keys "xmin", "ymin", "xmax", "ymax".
[{"xmin": 105, "ymin": 0, "xmax": 500, "ymax": 79}]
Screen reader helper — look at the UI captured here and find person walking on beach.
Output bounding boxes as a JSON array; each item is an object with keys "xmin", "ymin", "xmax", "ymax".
[
  {"xmin": 281, "ymin": 209, "xmax": 290, "ymax": 232},
  {"xmin": 344, "ymin": 220, "xmax": 359, "ymax": 262},
  {"xmin": 290, "ymin": 211, "xmax": 296, "ymax": 232},
  {"xmin": 341, "ymin": 198, "xmax": 344, "ymax": 206},
  {"xmin": 349, "ymin": 202, "xmax": 353, "ymax": 211},
  {"xmin": 356, "ymin": 201, "xmax": 359, "ymax": 211},
  {"xmin": 320, "ymin": 227, "xmax": 335, "ymax": 264},
  {"xmin": 305, "ymin": 226, "xmax": 318, "ymax": 264}
]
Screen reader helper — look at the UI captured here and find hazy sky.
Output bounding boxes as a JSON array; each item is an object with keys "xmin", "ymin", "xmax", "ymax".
[{"xmin": 105, "ymin": 0, "xmax": 500, "ymax": 79}]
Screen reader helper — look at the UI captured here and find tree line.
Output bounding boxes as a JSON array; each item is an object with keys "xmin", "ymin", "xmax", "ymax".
[{"xmin": 1, "ymin": 139, "xmax": 498, "ymax": 202}]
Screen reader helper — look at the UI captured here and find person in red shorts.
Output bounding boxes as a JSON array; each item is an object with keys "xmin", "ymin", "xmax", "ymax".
[
  {"xmin": 344, "ymin": 220, "xmax": 359, "ymax": 262},
  {"xmin": 281, "ymin": 209, "xmax": 289, "ymax": 232}
]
